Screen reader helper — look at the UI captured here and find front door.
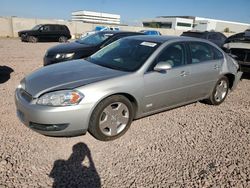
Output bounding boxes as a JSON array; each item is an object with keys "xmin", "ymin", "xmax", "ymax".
[{"xmin": 143, "ymin": 43, "xmax": 191, "ymax": 112}]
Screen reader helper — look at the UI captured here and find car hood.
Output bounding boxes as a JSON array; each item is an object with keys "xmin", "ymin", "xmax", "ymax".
[
  {"xmin": 47, "ymin": 41, "xmax": 94, "ymax": 54},
  {"xmin": 23, "ymin": 60, "xmax": 128, "ymax": 98},
  {"xmin": 18, "ymin": 30, "xmax": 31, "ymax": 33}
]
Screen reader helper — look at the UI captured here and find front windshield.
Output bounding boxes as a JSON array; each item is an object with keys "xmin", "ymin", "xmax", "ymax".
[
  {"xmin": 87, "ymin": 38, "xmax": 160, "ymax": 72},
  {"xmin": 77, "ymin": 32, "xmax": 112, "ymax": 45},
  {"xmin": 32, "ymin": 25, "xmax": 42, "ymax": 30}
]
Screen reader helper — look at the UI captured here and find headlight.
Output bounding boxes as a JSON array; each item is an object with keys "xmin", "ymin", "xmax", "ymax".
[
  {"xmin": 55, "ymin": 53, "xmax": 74, "ymax": 59},
  {"xmin": 17, "ymin": 79, "xmax": 26, "ymax": 90},
  {"xmin": 37, "ymin": 90, "xmax": 84, "ymax": 106}
]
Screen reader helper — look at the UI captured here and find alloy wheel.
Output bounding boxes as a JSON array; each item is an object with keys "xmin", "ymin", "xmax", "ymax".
[{"xmin": 99, "ymin": 102, "xmax": 129, "ymax": 136}]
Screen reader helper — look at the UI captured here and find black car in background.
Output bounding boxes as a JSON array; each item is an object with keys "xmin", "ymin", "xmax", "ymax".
[
  {"xmin": 18, "ymin": 24, "xmax": 71, "ymax": 43},
  {"xmin": 181, "ymin": 31, "xmax": 227, "ymax": 48},
  {"xmin": 43, "ymin": 31, "xmax": 144, "ymax": 66},
  {"xmin": 223, "ymin": 30, "xmax": 250, "ymax": 72}
]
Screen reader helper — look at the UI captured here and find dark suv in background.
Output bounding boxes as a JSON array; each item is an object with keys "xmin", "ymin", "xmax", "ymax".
[
  {"xmin": 181, "ymin": 31, "xmax": 227, "ymax": 48},
  {"xmin": 44, "ymin": 31, "xmax": 144, "ymax": 66},
  {"xmin": 18, "ymin": 24, "xmax": 71, "ymax": 43}
]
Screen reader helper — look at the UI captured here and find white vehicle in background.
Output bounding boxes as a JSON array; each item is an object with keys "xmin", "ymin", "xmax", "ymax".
[{"xmin": 81, "ymin": 26, "xmax": 120, "ymax": 38}]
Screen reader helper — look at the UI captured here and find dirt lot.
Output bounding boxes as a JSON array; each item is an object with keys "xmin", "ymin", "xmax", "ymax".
[{"xmin": 0, "ymin": 38, "xmax": 250, "ymax": 187}]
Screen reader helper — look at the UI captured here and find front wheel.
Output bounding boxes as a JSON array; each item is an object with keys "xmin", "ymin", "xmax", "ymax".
[
  {"xmin": 207, "ymin": 76, "xmax": 229, "ymax": 105},
  {"xmin": 88, "ymin": 95, "xmax": 134, "ymax": 141}
]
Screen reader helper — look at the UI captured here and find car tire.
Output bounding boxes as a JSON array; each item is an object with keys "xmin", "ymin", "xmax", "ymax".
[
  {"xmin": 28, "ymin": 36, "xmax": 38, "ymax": 43},
  {"xmin": 21, "ymin": 34, "xmax": 26, "ymax": 42},
  {"xmin": 206, "ymin": 76, "xmax": 229, "ymax": 105},
  {"xmin": 58, "ymin": 36, "xmax": 68, "ymax": 43},
  {"xmin": 88, "ymin": 95, "xmax": 134, "ymax": 141}
]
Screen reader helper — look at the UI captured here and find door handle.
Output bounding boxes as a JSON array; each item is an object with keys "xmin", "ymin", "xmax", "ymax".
[{"xmin": 180, "ymin": 71, "xmax": 189, "ymax": 77}]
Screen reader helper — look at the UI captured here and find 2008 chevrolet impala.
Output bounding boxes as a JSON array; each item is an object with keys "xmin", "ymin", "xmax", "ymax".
[{"xmin": 15, "ymin": 36, "xmax": 242, "ymax": 141}]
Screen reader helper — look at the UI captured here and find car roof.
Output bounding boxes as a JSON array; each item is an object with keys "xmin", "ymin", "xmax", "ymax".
[
  {"xmin": 122, "ymin": 35, "xmax": 220, "ymax": 46},
  {"xmin": 122, "ymin": 35, "xmax": 184, "ymax": 43},
  {"xmin": 183, "ymin": 30, "xmax": 220, "ymax": 34},
  {"xmin": 97, "ymin": 31, "xmax": 143, "ymax": 35},
  {"xmin": 40, "ymin": 24, "xmax": 67, "ymax": 26}
]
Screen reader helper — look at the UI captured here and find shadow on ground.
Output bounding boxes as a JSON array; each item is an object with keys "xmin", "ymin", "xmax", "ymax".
[
  {"xmin": 0, "ymin": 66, "xmax": 14, "ymax": 84},
  {"xmin": 241, "ymin": 72, "xmax": 250, "ymax": 80},
  {"xmin": 49, "ymin": 142, "xmax": 101, "ymax": 188}
]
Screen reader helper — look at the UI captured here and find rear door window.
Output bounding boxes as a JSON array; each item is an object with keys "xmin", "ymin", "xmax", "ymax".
[{"xmin": 188, "ymin": 42, "xmax": 214, "ymax": 64}]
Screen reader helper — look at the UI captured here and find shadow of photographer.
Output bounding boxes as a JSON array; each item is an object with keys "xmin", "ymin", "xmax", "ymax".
[
  {"xmin": 0, "ymin": 65, "xmax": 14, "ymax": 84},
  {"xmin": 49, "ymin": 142, "xmax": 101, "ymax": 188}
]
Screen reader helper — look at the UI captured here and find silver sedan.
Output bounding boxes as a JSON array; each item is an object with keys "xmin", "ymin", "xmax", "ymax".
[{"xmin": 15, "ymin": 36, "xmax": 242, "ymax": 141}]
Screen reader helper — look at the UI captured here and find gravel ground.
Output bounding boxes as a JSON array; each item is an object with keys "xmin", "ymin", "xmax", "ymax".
[{"xmin": 0, "ymin": 38, "xmax": 250, "ymax": 188}]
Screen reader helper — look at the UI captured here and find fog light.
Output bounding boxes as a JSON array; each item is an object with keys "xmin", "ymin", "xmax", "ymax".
[{"xmin": 29, "ymin": 122, "xmax": 69, "ymax": 131}]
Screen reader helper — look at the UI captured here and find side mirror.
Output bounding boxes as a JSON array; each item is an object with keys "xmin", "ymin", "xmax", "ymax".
[{"xmin": 154, "ymin": 61, "xmax": 172, "ymax": 72}]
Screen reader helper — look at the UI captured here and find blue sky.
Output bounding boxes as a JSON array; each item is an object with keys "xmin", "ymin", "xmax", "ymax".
[{"xmin": 1, "ymin": 0, "xmax": 249, "ymax": 25}]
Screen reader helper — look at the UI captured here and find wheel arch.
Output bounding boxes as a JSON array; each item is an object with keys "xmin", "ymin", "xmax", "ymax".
[
  {"xmin": 89, "ymin": 92, "xmax": 139, "ymax": 121},
  {"xmin": 223, "ymin": 73, "xmax": 235, "ymax": 89}
]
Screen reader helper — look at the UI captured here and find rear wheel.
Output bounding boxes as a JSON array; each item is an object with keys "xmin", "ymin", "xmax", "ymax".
[
  {"xmin": 28, "ymin": 36, "xmax": 38, "ymax": 43},
  {"xmin": 88, "ymin": 95, "xmax": 134, "ymax": 141},
  {"xmin": 207, "ymin": 76, "xmax": 229, "ymax": 105},
  {"xmin": 58, "ymin": 36, "xmax": 68, "ymax": 43}
]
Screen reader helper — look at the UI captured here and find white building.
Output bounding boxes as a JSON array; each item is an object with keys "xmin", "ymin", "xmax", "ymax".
[
  {"xmin": 71, "ymin": 10, "xmax": 120, "ymax": 25},
  {"xmin": 143, "ymin": 16, "xmax": 193, "ymax": 31},
  {"xmin": 194, "ymin": 17, "xmax": 250, "ymax": 33},
  {"xmin": 143, "ymin": 16, "xmax": 250, "ymax": 33}
]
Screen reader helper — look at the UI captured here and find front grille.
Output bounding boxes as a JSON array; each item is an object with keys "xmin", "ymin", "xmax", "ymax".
[{"xmin": 20, "ymin": 89, "xmax": 32, "ymax": 102}]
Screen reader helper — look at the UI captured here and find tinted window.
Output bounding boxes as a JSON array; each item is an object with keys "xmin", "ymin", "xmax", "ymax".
[
  {"xmin": 208, "ymin": 33, "xmax": 221, "ymax": 40},
  {"xmin": 42, "ymin": 25, "xmax": 50, "ymax": 31},
  {"xmin": 181, "ymin": 32, "xmax": 204, "ymax": 38},
  {"xmin": 189, "ymin": 42, "xmax": 213, "ymax": 64},
  {"xmin": 177, "ymin": 22, "xmax": 192, "ymax": 27},
  {"xmin": 87, "ymin": 39, "xmax": 160, "ymax": 72},
  {"xmin": 76, "ymin": 32, "xmax": 112, "ymax": 45},
  {"xmin": 154, "ymin": 43, "xmax": 186, "ymax": 68},
  {"xmin": 32, "ymin": 25, "xmax": 42, "ymax": 30},
  {"xmin": 59, "ymin": 26, "xmax": 65, "ymax": 31},
  {"xmin": 50, "ymin": 25, "xmax": 58, "ymax": 31}
]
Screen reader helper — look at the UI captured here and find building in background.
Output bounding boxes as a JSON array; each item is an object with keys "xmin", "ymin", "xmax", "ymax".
[
  {"xmin": 194, "ymin": 17, "xmax": 250, "ymax": 33},
  {"xmin": 143, "ymin": 16, "xmax": 194, "ymax": 31},
  {"xmin": 71, "ymin": 10, "xmax": 120, "ymax": 25},
  {"xmin": 142, "ymin": 16, "xmax": 250, "ymax": 33}
]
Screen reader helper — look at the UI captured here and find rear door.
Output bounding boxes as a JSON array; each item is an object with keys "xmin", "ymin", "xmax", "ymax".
[{"xmin": 185, "ymin": 41, "xmax": 223, "ymax": 101}]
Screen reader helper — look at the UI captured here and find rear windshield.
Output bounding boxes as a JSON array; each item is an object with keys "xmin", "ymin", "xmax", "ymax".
[
  {"xmin": 225, "ymin": 32, "xmax": 250, "ymax": 43},
  {"xmin": 181, "ymin": 32, "xmax": 204, "ymax": 38}
]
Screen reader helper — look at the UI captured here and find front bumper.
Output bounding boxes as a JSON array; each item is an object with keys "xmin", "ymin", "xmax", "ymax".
[{"xmin": 15, "ymin": 88, "xmax": 93, "ymax": 137}]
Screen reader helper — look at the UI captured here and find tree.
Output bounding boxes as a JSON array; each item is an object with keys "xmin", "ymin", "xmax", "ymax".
[
  {"xmin": 224, "ymin": 27, "xmax": 230, "ymax": 33},
  {"xmin": 147, "ymin": 22, "xmax": 160, "ymax": 28}
]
